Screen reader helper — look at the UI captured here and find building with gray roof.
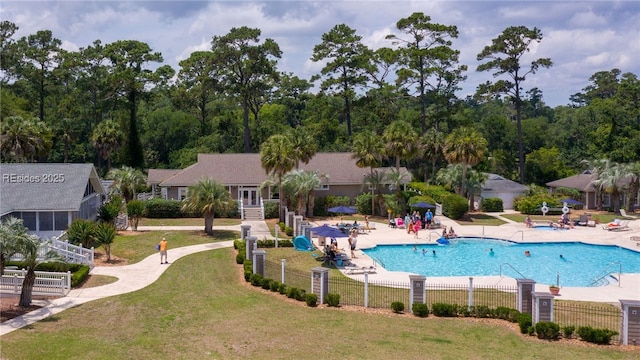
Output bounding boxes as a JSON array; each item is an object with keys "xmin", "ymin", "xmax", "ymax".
[{"xmin": 1, "ymin": 163, "xmax": 105, "ymax": 237}]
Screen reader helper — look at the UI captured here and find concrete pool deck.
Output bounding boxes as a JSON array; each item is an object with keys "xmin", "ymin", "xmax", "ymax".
[{"xmin": 317, "ymin": 214, "xmax": 640, "ymax": 304}]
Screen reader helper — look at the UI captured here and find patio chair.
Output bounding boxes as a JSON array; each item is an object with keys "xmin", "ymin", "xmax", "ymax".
[
  {"xmin": 577, "ymin": 215, "xmax": 589, "ymax": 226},
  {"xmin": 620, "ymin": 209, "xmax": 639, "ymax": 219},
  {"xmin": 605, "ymin": 220, "xmax": 631, "ymax": 231}
]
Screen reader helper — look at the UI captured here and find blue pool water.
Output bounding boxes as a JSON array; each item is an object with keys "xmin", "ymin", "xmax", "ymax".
[{"xmin": 362, "ymin": 238, "xmax": 640, "ymax": 287}]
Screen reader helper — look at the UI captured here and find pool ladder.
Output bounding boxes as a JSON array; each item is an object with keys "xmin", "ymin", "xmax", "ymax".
[
  {"xmin": 499, "ymin": 263, "xmax": 527, "ymax": 279},
  {"xmin": 590, "ymin": 261, "xmax": 621, "ymax": 287}
]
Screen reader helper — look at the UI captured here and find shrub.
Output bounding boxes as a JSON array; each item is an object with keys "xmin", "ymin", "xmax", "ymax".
[
  {"xmin": 495, "ymin": 306, "xmax": 512, "ymax": 320},
  {"xmin": 562, "ymin": 325, "xmax": 576, "ymax": 339},
  {"xmin": 517, "ymin": 313, "xmax": 532, "ymax": 334},
  {"xmin": 260, "ymin": 278, "xmax": 272, "ymax": 290},
  {"xmin": 286, "ymin": 287, "xmax": 301, "ymax": 299},
  {"xmin": 305, "ymin": 293, "xmax": 318, "ymax": 307},
  {"xmin": 507, "ymin": 309, "xmax": 521, "ymax": 323},
  {"xmin": 243, "ymin": 260, "xmax": 253, "ymax": 274},
  {"xmin": 278, "ymin": 283, "xmax": 287, "ymax": 295},
  {"xmin": 481, "ymin": 197, "xmax": 503, "ymax": 212},
  {"xmin": 257, "ymin": 239, "xmax": 294, "ymax": 248},
  {"xmin": 244, "ymin": 271, "xmax": 252, "ymax": 282},
  {"xmin": 269, "ymin": 281, "xmax": 281, "ymax": 292},
  {"xmin": 285, "ymin": 226, "xmax": 293, "ymax": 236},
  {"xmin": 412, "ymin": 303, "xmax": 429, "ymax": 317},
  {"xmin": 263, "ymin": 201, "xmax": 279, "ymax": 219},
  {"xmin": 70, "ymin": 265, "xmax": 91, "ymax": 287},
  {"xmin": 535, "ymin": 321, "xmax": 560, "ymax": 340},
  {"xmin": 442, "ymin": 193, "xmax": 468, "ymax": 220},
  {"xmin": 407, "ymin": 183, "xmax": 450, "ymax": 204},
  {"xmin": 431, "ymin": 303, "xmax": 457, "ymax": 317},
  {"xmin": 126, "ymin": 199, "xmax": 146, "ymax": 230},
  {"xmin": 296, "ymin": 289, "xmax": 306, "ymax": 301},
  {"xmin": 576, "ymin": 326, "xmax": 618, "ymax": 345},
  {"xmin": 278, "ymin": 222, "xmax": 286, "ymax": 231},
  {"xmin": 391, "ymin": 301, "xmax": 405, "ymax": 313},
  {"xmin": 235, "ymin": 253, "xmax": 245, "ymax": 264},
  {"xmin": 249, "ymin": 273, "xmax": 263, "ymax": 286},
  {"xmin": 473, "ymin": 305, "xmax": 492, "ymax": 318},
  {"xmin": 515, "ymin": 194, "xmax": 559, "ymax": 215},
  {"xmin": 325, "ymin": 293, "xmax": 340, "ymax": 307},
  {"xmin": 66, "ymin": 219, "xmax": 97, "ymax": 248},
  {"xmin": 355, "ymin": 193, "xmax": 372, "ymax": 216},
  {"xmin": 145, "ymin": 199, "xmax": 184, "ymax": 218}
]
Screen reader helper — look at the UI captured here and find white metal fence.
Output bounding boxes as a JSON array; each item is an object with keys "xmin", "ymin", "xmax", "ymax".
[{"xmin": 0, "ymin": 268, "xmax": 71, "ymax": 296}]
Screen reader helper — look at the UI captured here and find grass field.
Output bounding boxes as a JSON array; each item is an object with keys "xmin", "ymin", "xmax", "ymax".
[
  {"xmin": 1, "ymin": 248, "xmax": 636, "ymax": 359},
  {"xmin": 137, "ymin": 217, "xmax": 241, "ymax": 227}
]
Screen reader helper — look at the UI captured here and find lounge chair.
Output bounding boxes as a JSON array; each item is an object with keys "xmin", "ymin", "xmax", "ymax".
[
  {"xmin": 577, "ymin": 215, "xmax": 589, "ymax": 226},
  {"xmin": 344, "ymin": 264, "xmax": 377, "ymax": 275},
  {"xmin": 603, "ymin": 220, "xmax": 631, "ymax": 231},
  {"xmin": 620, "ymin": 209, "xmax": 639, "ymax": 219}
]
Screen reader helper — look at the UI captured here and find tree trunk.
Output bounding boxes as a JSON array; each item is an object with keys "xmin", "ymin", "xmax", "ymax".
[
  {"xmin": 242, "ymin": 98, "xmax": 251, "ymax": 153},
  {"xmin": 204, "ymin": 215, "xmax": 214, "ymax": 236},
  {"xmin": 19, "ymin": 268, "xmax": 36, "ymax": 307}
]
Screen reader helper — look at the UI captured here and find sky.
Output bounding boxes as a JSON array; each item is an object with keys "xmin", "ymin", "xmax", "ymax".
[{"xmin": 2, "ymin": 1, "xmax": 639, "ymax": 107}]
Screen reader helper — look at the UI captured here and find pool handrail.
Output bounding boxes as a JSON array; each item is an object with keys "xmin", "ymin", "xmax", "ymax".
[
  {"xmin": 500, "ymin": 262, "xmax": 527, "ymax": 279},
  {"xmin": 508, "ymin": 230, "xmax": 524, "ymax": 242},
  {"xmin": 428, "ymin": 231, "xmax": 443, "ymax": 242},
  {"xmin": 590, "ymin": 261, "xmax": 622, "ymax": 287}
]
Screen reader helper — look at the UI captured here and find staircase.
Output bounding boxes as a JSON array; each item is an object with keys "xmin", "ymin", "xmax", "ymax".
[{"xmin": 243, "ymin": 206, "xmax": 264, "ymax": 220}]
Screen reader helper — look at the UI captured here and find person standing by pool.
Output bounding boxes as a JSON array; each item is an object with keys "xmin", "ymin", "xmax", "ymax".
[
  {"xmin": 413, "ymin": 219, "xmax": 421, "ymax": 239},
  {"xmin": 426, "ymin": 209, "xmax": 433, "ymax": 229}
]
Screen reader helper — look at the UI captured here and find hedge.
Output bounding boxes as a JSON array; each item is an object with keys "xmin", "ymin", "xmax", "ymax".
[{"xmin": 442, "ymin": 193, "xmax": 468, "ymax": 220}]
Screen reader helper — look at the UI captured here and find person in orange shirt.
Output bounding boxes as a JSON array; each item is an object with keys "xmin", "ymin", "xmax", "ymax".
[{"xmin": 159, "ymin": 237, "xmax": 168, "ymax": 264}]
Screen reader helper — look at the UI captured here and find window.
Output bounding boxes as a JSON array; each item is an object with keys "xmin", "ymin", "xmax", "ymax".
[
  {"xmin": 39, "ymin": 212, "xmax": 54, "ymax": 231},
  {"xmin": 55, "ymin": 212, "xmax": 69, "ymax": 230},
  {"xmin": 21, "ymin": 212, "xmax": 36, "ymax": 231},
  {"xmin": 314, "ymin": 184, "xmax": 330, "ymax": 191},
  {"xmin": 602, "ymin": 193, "xmax": 611, "ymax": 207},
  {"xmin": 178, "ymin": 187, "xmax": 188, "ymax": 200},
  {"xmin": 161, "ymin": 187, "xmax": 168, "ymax": 200}
]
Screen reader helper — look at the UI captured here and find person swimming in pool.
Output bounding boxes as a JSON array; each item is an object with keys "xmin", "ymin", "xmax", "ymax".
[
  {"xmin": 432, "ymin": 250, "xmax": 436, "ymax": 256},
  {"xmin": 525, "ymin": 250, "xmax": 531, "ymax": 257},
  {"xmin": 489, "ymin": 248, "xmax": 494, "ymax": 256},
  {"xmin": 422, "ymin": 248, "xmax": 427, "ymax": 255}
]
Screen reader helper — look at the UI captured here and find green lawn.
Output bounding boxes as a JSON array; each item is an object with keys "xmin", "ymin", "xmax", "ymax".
[
  {"xmin": 1, "ymin": 249, "xmax": 636, "ymax": 359},
  {"xmin": 455, "ymin": 213, "xmax": 507, "ymax": 226},
  {"xmin": 138, "ymin": 217, "xmax": 241, "ymax": 227},
  {"xmin": 110, "ymin": 229, "xmax": 238, "ymax": 263}
]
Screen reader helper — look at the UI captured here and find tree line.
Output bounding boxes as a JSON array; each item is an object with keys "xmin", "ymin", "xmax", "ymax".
[{"xmin": 1, "ymin": 14, "xmax": 639, "ymax": 188}]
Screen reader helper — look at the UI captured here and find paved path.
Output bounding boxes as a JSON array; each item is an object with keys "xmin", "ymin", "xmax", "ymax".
[{"xmin": 0, "ymin": 218, "xmax": 276, "ymax": 337}]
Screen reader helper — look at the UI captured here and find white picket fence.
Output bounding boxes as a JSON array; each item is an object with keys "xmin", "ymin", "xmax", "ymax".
[
  {"xmin": 0, "ymin": 268, "xmax": 71, "ymax": 296},
  {"xmin": 11, "ymin": 235, "xmax": 94, "ymax": 269}
]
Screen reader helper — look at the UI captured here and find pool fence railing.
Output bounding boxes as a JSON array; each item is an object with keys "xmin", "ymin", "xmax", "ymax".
[{"xmin": 259, "ymin": 255, "xmax": 635, "ymax": 345}]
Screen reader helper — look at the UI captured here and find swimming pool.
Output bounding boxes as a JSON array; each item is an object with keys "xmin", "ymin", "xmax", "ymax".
[{"xmin": 362, "ymin": 238, "xmax": 640, "ymax": 287}]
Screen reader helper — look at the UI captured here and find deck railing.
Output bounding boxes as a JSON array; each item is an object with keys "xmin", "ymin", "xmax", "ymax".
[{"xmin": 0, "ymin": 268, "xmax": 71, "ymax": 296}]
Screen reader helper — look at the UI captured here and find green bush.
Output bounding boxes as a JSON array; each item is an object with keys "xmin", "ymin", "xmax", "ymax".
[
  {"xmin": 285, "ymin": 226, "xmax": 293, "ymax": 236},
  {"xmin": 325, "ymin": 293, "xmax": 340, "ymax": 307},
  {"xmin": 355, "ymin": 193, "xmax": 372, "ymax": 216},
  {"xmin": 243, "ymin": 260, "xmax": 253, "ymax": 275},
  {"xmin": 278, "ymin": 283, "xmax": 287, "ymax": 295},
  {"xmin": 472, "ymin": 305, "xmax": 492, "ymax": 318},
  {"xmin": 562, "ymin": 325, "xmax": 575, "ymax": 339},
  {"xmin": 263, "ymin": 201, "xmax": 279, "ymax": 219},
  {"xmin": 235, "ymin": 252, "xmax": 245, "ymax": 264},
  {"xmin": 517, "ymin": 313, "xmax": 532, "ymax": 334},
  {"xmin": 305, "ymin": 293, "xmax": 318, "ymax": 307},
  {"xmin": 286, "ymin": 287, "xmax": 301, "ymax": 299},
  {"xmin": 535, "ymin": 321, "xmax": 560, "ymax": 340},
  {"xmin": 249, "ymin": 273, "xmax": 263, "ymax": 286},
  {"xmin": 66, "ymin": 219, "xmax": 97, "ymax": 248},
  {"xmin": 412, "ymin": 303, "xmax": 429, "ymax": 317},
  {"xmin": 514, "ymin": 194, "xmax": 559, "ymax": 215},
  {"xmin": 407, "ymin": 183, "xmax": 450, "ymax": 204},
  {"xmin": 269, "ymin": 280, "xmax": 281, "ymax": 292},
  {"xmin": 481, "ymin": 197, "xmax": 504, "ymax": 212},
  {"xmin": 391, "ymin": 301, "xmax": 405, "ymax": 313},
  {"xmin": 442, "ymin": 193, "xmax": 468, "ymax": 220},
  {"xmin": 278, "ymin": 222, "xmax": 286, "ymax": 231},
  {"xmin": 295, "ymin": 289, "xmax": 306, "ymax": 301},
  {"xmin": 70, "ymin": 265, "xmax": 90, "ymax": 287},
  {"xmin": 126, "ymin": 199, "xmax": 146, "ymax": 230},
  {"xmin": 144, "ymin": 199, "xmax": 185, "ymax": 218},
  {"xmin": 257, "ymin": 239, "xmax": 294, "ymax": 248},
  {"xmin": 260, "ymin": 278, "xmax": 272, "ymax": 290},
  {"xmin": 431, "ymin": 303, "xmax": 457, "ymax": 317},
  {"xmin": 244, "ymin": 271, "xmax": 252, "ymax": 282},
  {"xmin": 576, "ymin": 326, "xmax": 618, "ymax": 345}
]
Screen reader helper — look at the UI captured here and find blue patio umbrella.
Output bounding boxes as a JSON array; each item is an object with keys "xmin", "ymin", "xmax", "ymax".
[
  {"xmin": 561, "ymin": 198, "xmax": 583, "ymax": 206},
  {"xmin": 410, "ymin": 201, "xmax": 436, "ymax": 209},
  {"xmin": 327, "ymin": 205, "xmax": 357, "ymax": 214},
  {"xmin": 308, "ymin": 224, "xmax": 350, "ymax": 238}
]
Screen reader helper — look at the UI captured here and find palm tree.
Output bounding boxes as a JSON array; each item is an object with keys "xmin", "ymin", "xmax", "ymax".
[
  {"xmin": 0, "ymin": 217, "xmax": 24, "ymax": 275},
  {"xmin": 106, "ymin": 166, "xmax": 147, "ymax": 203},
  {"xmin": 94, "ymin": 222, "xmax": 117, "ymax": 262},
  {"xmin": 443, "ymin": 127, "xmax": 487, "ymax": 198},
  {"xmin": 419, "ymin": 128, "xmax": 445, "ymax": 182},
  {"xmin": 260, "ymin": 134, "xmax": 295, "ymax": 222},
  {"xmin": 382, "ymin": 120, "xmax": 418, "ymax": 171},
  {"xmin": 282, "ymin": 169, "xmax": 328, "ymax": 217},
  {"xmin": 287, "ymin": 127, "xmax": 317, "ymax": 169},
  {"xmin": 352, "ymin": 130, "xmax": 384, "ymax": 215},
  {"xmin": 582, "ymin": 158, "xmax": 612, "ymax": 210},
  {"xmin": 435, "ymin": 164, "xmax": 464, "ymax": 195},
  {"xmin": 626, "ymin": 162, "xmax": 640, "ymax": 212},
  {"xmin": 385, "ymin": 168, "xmax": 409, "ymax": 208},
  {"xmin": 181, "ymin": 177, "xmax": 232, "ymax": 236},
  {"xmin": 363, "ymin": 170, "xmax": 387, "ymax": 216},
  {"xmin": 0, "ymin": 116, "xmax": 52, "ymax": 162},
  {"xmin": 593, "ymin": 161, "xmax": 627, "ymax": 213},
  {"xmin": 92, "ymin": 119, "xmax": 124, "ymax": 171},
  {"xmin": 5, "ymin": 219, "xmax": 62, "ymax": 306}
]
